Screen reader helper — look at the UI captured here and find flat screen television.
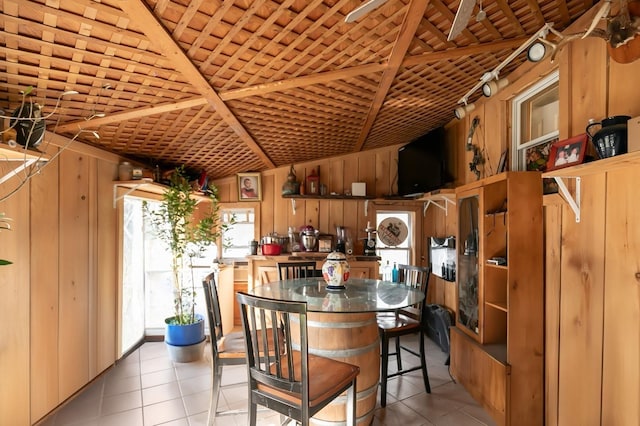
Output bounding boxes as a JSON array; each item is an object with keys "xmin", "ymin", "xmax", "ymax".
[{"xmin": 397, "ymin": 126, "xmax": 449, "ymax": 196}]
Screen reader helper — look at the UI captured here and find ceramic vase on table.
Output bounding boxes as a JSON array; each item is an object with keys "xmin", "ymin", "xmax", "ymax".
[{"xmin": 322, "ymin": 251, "xmax": 350, "ymax": 289}]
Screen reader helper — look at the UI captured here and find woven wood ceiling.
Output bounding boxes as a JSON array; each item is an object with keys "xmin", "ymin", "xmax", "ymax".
[{"xmin": 1, "ymin": 0, "xmax": 596, "ymax": 179}]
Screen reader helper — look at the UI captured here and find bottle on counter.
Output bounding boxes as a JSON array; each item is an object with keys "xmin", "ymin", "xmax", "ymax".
[
  {"xmin": 381, "ymin": 260, "xmax": 392, "ymax": 281},
  {"xmin": 392, "ymin": 262, "xmax": 399, "ymax": 283}
]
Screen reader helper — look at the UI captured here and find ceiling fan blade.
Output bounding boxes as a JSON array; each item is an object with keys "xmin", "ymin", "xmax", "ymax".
[
  {"xmin": 345, "ymin": 0, "xmax": 390, "ymax": 23},
  {"xmin": 447, "ymin": 0, "xmax": 477, "ymax": 41}
]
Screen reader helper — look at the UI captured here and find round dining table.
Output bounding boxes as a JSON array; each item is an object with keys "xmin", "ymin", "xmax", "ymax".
[{"xmin": 249, "ymin": 277, "xmax": 425, "ymax": 426}]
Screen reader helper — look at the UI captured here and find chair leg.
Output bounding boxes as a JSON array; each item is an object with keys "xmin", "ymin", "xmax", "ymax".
[
  {"xmin": 380, "ymin": 334, "xmax": 389, "ymax": 407},
  {"xmin": 346, "ymin": 378, "xmax": 357, "ymax": 426},
  {"xmin": 249, "ymin": 400, "xmax": 258, "ymax": 426},
  {"xmin": 395, "ymin": 336, "xmax": 402, "ymax": 370},
  {"xmin": 207, "ymin": 359, "xmax": 223, "ymax": 425},
  {"xmin": 419, "ymin": 331, "xmax": 431, "ymax": 394}
]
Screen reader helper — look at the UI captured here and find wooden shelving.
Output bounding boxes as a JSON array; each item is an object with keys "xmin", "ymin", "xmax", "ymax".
[
  {"xmin": 281, "ymin": 194, "xmax": 374, "ymax": 200},
  {"xmin": 0, "ymin": 142, "xmax": 49, "ymax": 185},
  {"xmin": 542, "ymin": 151, "xmax": 640, "ymax": 223},
  {"xmin": 542, "ymin": 150, "xmax": 640, "ymax": 178},
  {"xmin": 281, "ymin": 189, "xmax": 456, "ymax": 218},
  {"xmin": 112, "ymin": 180, "xmax": 211, "ymax": 207},
  {"xmin": 451, "ymin": 172, "xmax": 543, "ymax": 426}
]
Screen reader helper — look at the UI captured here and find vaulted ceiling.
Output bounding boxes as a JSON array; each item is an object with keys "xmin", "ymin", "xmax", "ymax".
[{"xmin": 1, "ymin": 0, "xmax": 597, "ymax": 179}]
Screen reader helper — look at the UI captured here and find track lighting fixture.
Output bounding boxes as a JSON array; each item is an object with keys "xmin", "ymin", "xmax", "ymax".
[
  {"xmin": 482, "ymin": 78, "xmax": 509, "ymax": 97},
  {"xmin": 527, "ymin": 41, "xmax": 548, "ymax": 62},
  {"xmin": 454, "ymin": 103, "xmax": 476, "ymax": 120},
  {"xmin": 455, "ymin": 23, "xmax": 554, "ymax": 108}
]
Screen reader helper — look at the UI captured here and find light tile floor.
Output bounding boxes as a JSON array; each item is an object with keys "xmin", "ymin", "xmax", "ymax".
[{"xmin": 37, "ymin": 334, "xmax": 496, "ymax": 426}]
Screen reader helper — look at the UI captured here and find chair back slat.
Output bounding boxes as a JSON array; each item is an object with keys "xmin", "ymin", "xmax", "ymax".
[
  {"xmin": 202, "ymin": 273, "xmax": 223, "ymax": 356},
  {"xmin": 237, "ymin": 292, "xmax": 309, "ymax": 408},
  {"xmin": 397, "ymin": 265, "xmax": 431, "ymax": 322},
  {"xmin": 276, "ymin": 261, "xmax": 317, "ymax": 280},
  {"xmin": 237, "ymin": 291, "xmax": 359, "ymax": 425}
]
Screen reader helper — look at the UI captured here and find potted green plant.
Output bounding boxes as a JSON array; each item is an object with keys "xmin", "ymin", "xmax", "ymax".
[{"xmin": 144, "ymin": 166, "xmax": 227, "ymax": 362}]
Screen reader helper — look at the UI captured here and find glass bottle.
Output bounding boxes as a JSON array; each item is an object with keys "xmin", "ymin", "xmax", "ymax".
[
  {"xmin": 381, "ymin": 260, "xmax": 391, "ymax": 281},
  {"xmin": 392, "ymin": 262, "xmax": 399, "ymax": 283},
  {"xmin": 118, "ymin": 161, "xmax": 133, "ymax": 181}
]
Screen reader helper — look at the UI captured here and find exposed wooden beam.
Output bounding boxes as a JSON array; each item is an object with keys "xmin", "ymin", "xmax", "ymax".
[
  {"xmin": 222, "ymin": 62, "xmax": 386, "ymax": 100},
  {"xmin": 114, "ymin": 0, "xmax": 276, "ymax": 169},
  {"xmin": 401, "ymin": 37, "xmax": 530, "ymax": 67},
  {"xmin": 354, "ymin": 0, "xmax": 432, "ymax": 152},
  {"xmin": 54, "ymin": 97, "xmax": 208, "ymax": 133}
]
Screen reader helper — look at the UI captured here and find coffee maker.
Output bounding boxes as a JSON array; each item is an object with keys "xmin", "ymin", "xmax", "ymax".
[
  {"xmin": 336, "ymin": 226, "xmax": 346, "ymax": 254},
  {"xmin": 363, "ymin": 222, "xmax": 377, "ymax": 256}
]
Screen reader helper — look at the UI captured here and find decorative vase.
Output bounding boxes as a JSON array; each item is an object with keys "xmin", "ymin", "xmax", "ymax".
[
  {"xmin": 322, "ymin": 251, "xmax": 350, "ymax": 289},
  {"xmin": 282, "ymin": 165, "xmax": 300, "ymax": 195}
]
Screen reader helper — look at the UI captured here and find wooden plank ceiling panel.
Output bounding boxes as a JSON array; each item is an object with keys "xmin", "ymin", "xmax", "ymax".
[{"xmin": 0, "ymin": 0, "xmax": 598, "ymax": 179}]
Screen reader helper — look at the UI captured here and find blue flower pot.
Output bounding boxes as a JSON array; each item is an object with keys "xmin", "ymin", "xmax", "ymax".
[{"xmin": 164, "ymin": 314, "xmax": 205, "ymax": 346}]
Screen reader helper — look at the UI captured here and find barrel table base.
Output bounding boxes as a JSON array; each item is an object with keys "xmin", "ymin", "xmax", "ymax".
[{"xmin": 293, "ymin": 312, "xmax": 379, "ymax": 426}]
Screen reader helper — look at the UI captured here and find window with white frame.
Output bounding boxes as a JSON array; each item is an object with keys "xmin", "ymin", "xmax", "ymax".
[
  {"xmin": 511, "ymin": 70, "xmax": 559, "ymax": 172},
  {"xmin": 376, "ymin": 211, "xmax": 412, "ymax": 277},
  {"xmin": 221, "ymin": 208, "xmax": 254, "ymax": 258}
]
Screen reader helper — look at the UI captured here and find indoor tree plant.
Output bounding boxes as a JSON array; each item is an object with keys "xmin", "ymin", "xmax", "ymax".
[{"xmin": 144, "ymin": 166, "xmax": 227, "ymax": 362}]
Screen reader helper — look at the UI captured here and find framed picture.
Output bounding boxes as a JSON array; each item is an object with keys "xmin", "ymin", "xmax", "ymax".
[
  {"xmin": 237, "ymin": 172, "xmax": 261, "ymax": 201},
  {"xmin": 546, "ymin": 133, "xmax": 588, "ymax": 172}
]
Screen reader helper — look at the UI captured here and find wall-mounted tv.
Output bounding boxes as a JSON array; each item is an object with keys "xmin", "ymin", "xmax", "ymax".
[{"xmin": 397, "ymin": 126, "xmax": 450, "ymax": 196}]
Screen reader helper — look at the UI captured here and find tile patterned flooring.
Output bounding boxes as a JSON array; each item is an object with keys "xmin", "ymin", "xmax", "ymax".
[{"xmin": 37, "ymin": 334, "xmax": 496, "ymax": 426}]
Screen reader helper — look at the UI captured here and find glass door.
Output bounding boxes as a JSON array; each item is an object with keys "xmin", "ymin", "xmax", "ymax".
[{"xmin": 457, "ymin": 192, "xmax": 480, "ymax": 338}]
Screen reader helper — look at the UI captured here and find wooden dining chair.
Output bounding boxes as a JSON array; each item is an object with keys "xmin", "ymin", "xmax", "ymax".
[
  {"xmin": 236, "ymin": 291, "xmax": 360, "ymax": 426},
  {"xmin": 377, "ymin": 264, "xmax": 432, "ymax": 407},
  {"xmin": 276, "ymin": 261, "xmax": 317, "ymax": 280}
]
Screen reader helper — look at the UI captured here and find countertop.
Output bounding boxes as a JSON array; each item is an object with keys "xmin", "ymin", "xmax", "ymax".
[{"xmin": 246, "ymin": 253, "xmax": 381, "ymax": 261}]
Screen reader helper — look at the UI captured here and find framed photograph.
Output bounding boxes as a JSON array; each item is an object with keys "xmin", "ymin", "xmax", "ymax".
[
  {"xmin": 546, "ymin": 133, "xmax": 588, "ymax": 172},
  {"xmin": 237, "ymin": 172, "xmax": 261, "ymax": 201}
]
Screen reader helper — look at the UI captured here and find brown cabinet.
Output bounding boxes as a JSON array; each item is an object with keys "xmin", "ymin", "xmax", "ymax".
[{"xmin": 451, "ymin": 172, "xmax": 543, "ymax": 426}]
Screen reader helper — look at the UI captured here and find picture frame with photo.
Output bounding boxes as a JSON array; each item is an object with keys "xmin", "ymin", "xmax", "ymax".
[
  {"xmin": 546, "ymin": 133, "xmax": 589, "ymax": 172},
  {"xmin": 237, "ymin": 172, "xmax": 261, "ymax": 201}
]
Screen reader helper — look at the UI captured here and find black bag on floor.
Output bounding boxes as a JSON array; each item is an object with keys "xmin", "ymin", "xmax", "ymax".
[{"xmin": 423, "ymin": 304, "xmax": 454, "ymax": 354}]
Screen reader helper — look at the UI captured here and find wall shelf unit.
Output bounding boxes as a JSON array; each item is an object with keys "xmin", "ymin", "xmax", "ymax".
[
  {"xmin": 0, "ymin": 142, "xmax": 49, "ymax": 185},
  {"xmin": 543, "ymin": 151, "xmax": 640, "ymax": 222},
  {"xmin": 281, "ymin": 194, "xmax": 374, "ymax": 200},
  {"xmin": 113, "ymin": 180, "xmax": 210, "ymax": 208},
  {"xmin": 451, "ymin": 171, "xmax": 543, "ymax": 426},
  {"xmin": 282, "ymin": 193, "xmax": 374, "ymax": 215}
]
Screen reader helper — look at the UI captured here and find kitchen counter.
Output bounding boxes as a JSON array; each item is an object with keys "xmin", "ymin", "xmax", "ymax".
[
  {"xmin": 246, "ymin": 252, "xmax": 381, "ymax": 261},
  {"xmin": 246, "ymin": 253, "xmax": 380, "ymax": 291}
]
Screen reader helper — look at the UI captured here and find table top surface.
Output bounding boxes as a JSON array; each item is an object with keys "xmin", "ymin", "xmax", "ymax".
[{"xmin": 249, "ymin": 277, "xmax": 425, "ymax": 313}]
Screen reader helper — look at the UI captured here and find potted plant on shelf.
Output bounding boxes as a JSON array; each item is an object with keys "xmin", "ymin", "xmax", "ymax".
[{"xmin": 144, "ymin": 166, "xmax": 227, "ymax": 362}]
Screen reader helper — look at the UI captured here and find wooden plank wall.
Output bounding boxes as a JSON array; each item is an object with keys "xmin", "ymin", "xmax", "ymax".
[
  {"xmin": 0, "ymin": 138, "xmax": 121, "ymax": 425},
  {"xmin": 210, "ymin": 137, "xmax": 457, "ymax": 307},
  {"xmin": 446, "ymin": 5, "xmax": 640, "ymax": 425},
  {"xmin": 212, "ymin": 144, "xmax": 457, "ymax": 307}
]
